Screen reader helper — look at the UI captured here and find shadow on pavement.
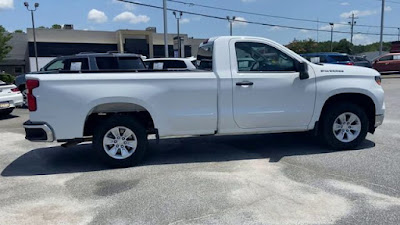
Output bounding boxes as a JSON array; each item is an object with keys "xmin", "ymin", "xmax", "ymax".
[
  {"xmin": 1, "ymin": 132, "xmax": 375, "ymax": 177},
  {"xmin": 0, "ymin": 114, "xmax": 19, "ymax": 121}
]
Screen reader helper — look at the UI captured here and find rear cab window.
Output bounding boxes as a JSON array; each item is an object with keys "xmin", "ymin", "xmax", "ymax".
[{"xmin": 197, "ymin": 42, "xmax": 213, "ymax": 71}]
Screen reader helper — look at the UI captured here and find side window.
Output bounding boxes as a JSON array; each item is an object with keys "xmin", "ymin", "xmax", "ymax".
[
  {"xmin": 118, "ymin": 57, "xmax": 145, "ymax": 70},
  {"xmin": 45, "ymin": 60, "xmax": 65, "ymax": 71},
  {"xmin": 68, "ymin": 58, "xmax": 89, "ymax": 71},
  {"xmin": 379, "ymin": 55, "xmax": 393, "ymax": 62},
  {"xmin": 164, "ymin": 60, "xmax": 187, "ymax": 69},
  {"xmin": 96, "ymin": 57, "xmax": 118, "ymax": 70},
  {"xmin": 235, "ymin": 42, "xmax": 296, "ymax": 72}
]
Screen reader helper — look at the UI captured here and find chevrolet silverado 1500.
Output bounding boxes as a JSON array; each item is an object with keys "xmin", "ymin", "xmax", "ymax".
[{"xmin": 24, "ymin": 36, "xmax": 385, "ymax": 167}]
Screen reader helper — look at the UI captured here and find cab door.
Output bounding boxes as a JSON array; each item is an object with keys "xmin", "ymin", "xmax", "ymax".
[{"xmin": 230, "ymin": 40, "xmax": 316, "ymax": 129}]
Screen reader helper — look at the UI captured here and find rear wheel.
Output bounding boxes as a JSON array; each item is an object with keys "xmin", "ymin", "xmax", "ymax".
[
  {"xmin": 321, "ymin": 103, "xmax": 369, "ymax": 150},
  {"xmin": 93, "ymin": 115, "xmax": 148, "ymax": 167}
]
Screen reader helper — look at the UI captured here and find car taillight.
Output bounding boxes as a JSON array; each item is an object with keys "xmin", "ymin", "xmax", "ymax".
[
  {"xmin": 375, "ymin": 76, "xmax": 382, "ymax": 85},
  {"xmin": 11, "ymin": 88, "xmax": 20, "ymax": 93},
  {"xmin": 346, "ymin": 62, "xmax": 354, "ymax": 66},
  {"xmin": 26, "ymin": 80, "xmax": 40, "ymax": 111}
]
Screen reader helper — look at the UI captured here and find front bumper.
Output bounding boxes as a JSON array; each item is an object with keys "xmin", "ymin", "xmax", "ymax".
[
  {"xmin": 23, "ymin": 121, "xmax": 54, "ymax": 142},
  {"xmin": 375, "ymin": 114, "xmax": 384, "ymax": 127}
]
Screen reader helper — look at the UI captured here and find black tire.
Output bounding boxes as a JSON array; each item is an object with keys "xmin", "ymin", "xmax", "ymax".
[
  {"xmin": 0, "ymin": 108, "xmax": 14, "ymax": 116},
  {"xmin": 93, "ymin": 115, "xmax": 148, "ymax": 168},
  {"xmin": 321, "ymin": 103, "xmax": 369, "ymax": 150}
]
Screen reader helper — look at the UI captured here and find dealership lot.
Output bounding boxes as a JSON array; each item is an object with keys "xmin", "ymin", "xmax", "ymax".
[{"xmin": 0, "ymin": 79, "xmax": 399, "ymax": 225}]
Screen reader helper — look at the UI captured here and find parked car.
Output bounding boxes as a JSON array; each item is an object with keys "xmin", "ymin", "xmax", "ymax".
[
  {"xmin": 349, "ymin": 55, "xmax": 372, "ymax": 68},
  {"xmin": 24, "ymin": 36, "xmax": 384, "ymax": 167},
  {"xmin": 372, "ymin": 53, "xmax": 400, "ymax": 74},
  {"xmin": 0, "ymin": 80, "xmax": 23, "ymax": 116},
  {"xmin": 301, "ymin": 53, "xmax": 354, "ymax": 65},
  {"xmin": 15, "ymin": 52, "xmax": 146, "ymax": 105},
  {"xmin": 144, "ymin": 58, "xmax": 197, "ymax": 70}
]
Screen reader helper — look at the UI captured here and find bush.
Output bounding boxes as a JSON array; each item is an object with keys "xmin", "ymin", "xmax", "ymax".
[{"xmin": 0, "ymin": 73, "xmax": 15, "ymax": 84}]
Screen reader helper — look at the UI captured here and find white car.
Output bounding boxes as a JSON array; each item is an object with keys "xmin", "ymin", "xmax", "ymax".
[
  {"xmin": 144, "ymin": 58, "xmax": 197, "ymax": 70},
  {"xmin": 0, "ymin": 81, "xmax": 23, "ymax": 116},
  {"xmin": 24, "ymin": 36, "xmax": 384, "ymax": 167}
]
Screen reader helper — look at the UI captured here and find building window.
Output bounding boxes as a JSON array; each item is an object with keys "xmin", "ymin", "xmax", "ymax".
[{"xmin": 14, "ymin": 67, "xmax": 23, "ymax": 74}]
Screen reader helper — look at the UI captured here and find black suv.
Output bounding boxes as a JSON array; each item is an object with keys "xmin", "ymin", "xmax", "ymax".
[{"xmin": 15, "ymin": 52, "xmax": 146, "ymax": 104}]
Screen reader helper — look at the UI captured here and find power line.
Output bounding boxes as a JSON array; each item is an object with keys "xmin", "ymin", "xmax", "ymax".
[
  {"xmin": 117, "ymin": 0, "xmax": 399, "ymax": 37},
  {"xmin": 166, "ymin": 0, "xmax": 400, "ymax": 30}
]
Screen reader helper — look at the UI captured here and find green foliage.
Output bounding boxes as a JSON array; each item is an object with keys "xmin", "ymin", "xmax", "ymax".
[
  {"xmin": 0, "ymin": 25, "xmax": 12, "ymax": 62},
  {"xmin": 286, "ymin": 38, "xmax": 393, "ymax": 55},
  {"xmin": 0, "ymin": 73, "xmax": 15, "ymax": 84},
  {"xmin": 14, "ymin": 30, "xmax": 24, "ymax": 33},
  {"xmin": 51, "ymin": 24, "xmax": 62, "ymax": 29}
]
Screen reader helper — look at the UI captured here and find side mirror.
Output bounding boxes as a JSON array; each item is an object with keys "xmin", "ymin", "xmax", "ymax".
[{"xmin": 298, "ymin": 62, "xmax": 309, "ymax": 80}]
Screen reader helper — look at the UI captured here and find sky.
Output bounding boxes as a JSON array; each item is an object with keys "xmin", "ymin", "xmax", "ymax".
[{"xmin": 0, "ymin": 0, "xmax": 399, "ymax": 45}]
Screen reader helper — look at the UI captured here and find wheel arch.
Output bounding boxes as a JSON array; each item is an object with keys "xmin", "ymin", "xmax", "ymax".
[
  {"xmin": 83, "ymin": 101, "xmax": 157, "ymax": 137},
  {"xmin": 318, "ymin": 93, "xmax": 376, "ymax": 133}
]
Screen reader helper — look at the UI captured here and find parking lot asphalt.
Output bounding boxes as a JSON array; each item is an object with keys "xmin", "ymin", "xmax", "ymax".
[{"xmin": 0, "ymin": 79, "xmax": 400, "ymax": 225}]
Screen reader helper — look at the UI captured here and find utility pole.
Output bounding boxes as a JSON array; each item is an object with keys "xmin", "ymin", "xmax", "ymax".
[
  {"xmin": 24, "ymin": 2, "xmax": 39, "ymax": 71},
  {"xmin": 398, "ymin": 28, "xmax": 400, "ymax": 41},
  {"xmin": 173, "ymin": 11, "xmax": 183, "ymax": 58},
  {"xmin": 163, "ymin": 0, "xmax": 168, "ymax": 57},
  {"xmin": 330, "ymin": 23, "xmax": 334, "ymax": 52},
  {"xmin": 348, "ymin": 13, "xmax": 357, "ymax": 45},
  {"xmin": 379, "ymin": 0, "xmax": 385, "ymax": 55},
  {"xmin": 227, "ymin": 16, "xmax": 236, "ymax": 36},
  {"xmin": 317, "ymin": 18, "xmax": 319, "ymax": 42}
]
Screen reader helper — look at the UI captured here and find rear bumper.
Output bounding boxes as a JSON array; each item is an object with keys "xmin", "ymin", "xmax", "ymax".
[
  {"xmin": 0, "ymin": 93, "xmax": 23, "ymax": 108},
  {"xmin": 375, "ymin": 114, "xmax": 384, "ymax": 127},
  {"xmin": 23, "ymin": 121, "xmax": 54, "ymax": 142}
]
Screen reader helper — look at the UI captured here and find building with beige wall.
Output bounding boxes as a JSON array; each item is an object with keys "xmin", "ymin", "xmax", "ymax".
[{"xmin": 25, "ymin": 27, "xmax": 205, "ymax": 72}]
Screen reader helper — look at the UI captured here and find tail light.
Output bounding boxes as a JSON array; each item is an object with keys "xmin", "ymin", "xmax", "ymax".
[
  {"xmin": 375, "ymin": 76, "xmax": 382, "ymax": 85},
  {"xmin": 11, "ymin": 88, "xmax": 20, "ymax": 93},
  {"xmin": 26, "ymin": 80, "xmax": 40, "ymax": 111},
  {"xmin": 346, "ymin": 62, "xmax": 354, "ymax": 66}
]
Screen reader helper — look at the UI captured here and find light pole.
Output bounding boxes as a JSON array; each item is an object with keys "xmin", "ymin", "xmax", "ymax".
[
  {"xmin": 173, "ymin": 11, "xmax": 183, "ymax": 58},
  {"xmin": 379, "ymin": 0, "xmax": 385, "ymax": 56},
  {"xmin": 24, "ymin": 2, "xmax": 39, "ymax": 71},
  {"xmin": 163, "ymin": 0, "xmax": 168, "ymax": 57},
  {"xmin": 227, "ymin": 16, "xmax": 236, "ymax": 36},
  {"xmin": 330, "ymin": 23, "xmax": 334, "ymax": 52}
]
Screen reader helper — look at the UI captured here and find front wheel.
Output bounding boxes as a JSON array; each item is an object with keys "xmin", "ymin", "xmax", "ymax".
[
  {"xmin": 93, "ymin": 116, "xmax": 148, "ymax": 167},
  {"xmin": 321, "ymin": 103, "xmax": 369, "ymax": 150}
]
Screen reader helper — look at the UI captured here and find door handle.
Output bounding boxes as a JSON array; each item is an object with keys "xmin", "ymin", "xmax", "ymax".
[{"xmin": 236, "ymin": 81, "xmax": 254, "ymax": 86}]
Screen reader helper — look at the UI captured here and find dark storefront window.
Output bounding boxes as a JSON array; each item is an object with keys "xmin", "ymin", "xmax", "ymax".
[{"xmin": 28, "ymin": 42, "xmax": 118, "ymax": 57}]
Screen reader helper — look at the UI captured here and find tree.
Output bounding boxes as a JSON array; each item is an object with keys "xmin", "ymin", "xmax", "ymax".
[
  {"xmin": 38, "ymin": 26, "xmax": 47, "ymax": 29},
  {"xmin": 0, "ymin": 25, "xmax": 12, "ymax": 62},
  {"xmin": 14, "ymin": 30, "xmax": 24, "ymax": 33},
  {"xmin": 51, "ymin": 24, "xmax": 62, "ymax": 29},
  {"xmin": 333, "ymin": 39, "xmax": 353, "ymax": 54}
]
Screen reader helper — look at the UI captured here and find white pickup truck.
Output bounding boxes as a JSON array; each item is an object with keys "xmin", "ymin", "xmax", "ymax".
[{"xmin": 24, "ymin": 36, "xmax": 385, "ymax": 167}]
